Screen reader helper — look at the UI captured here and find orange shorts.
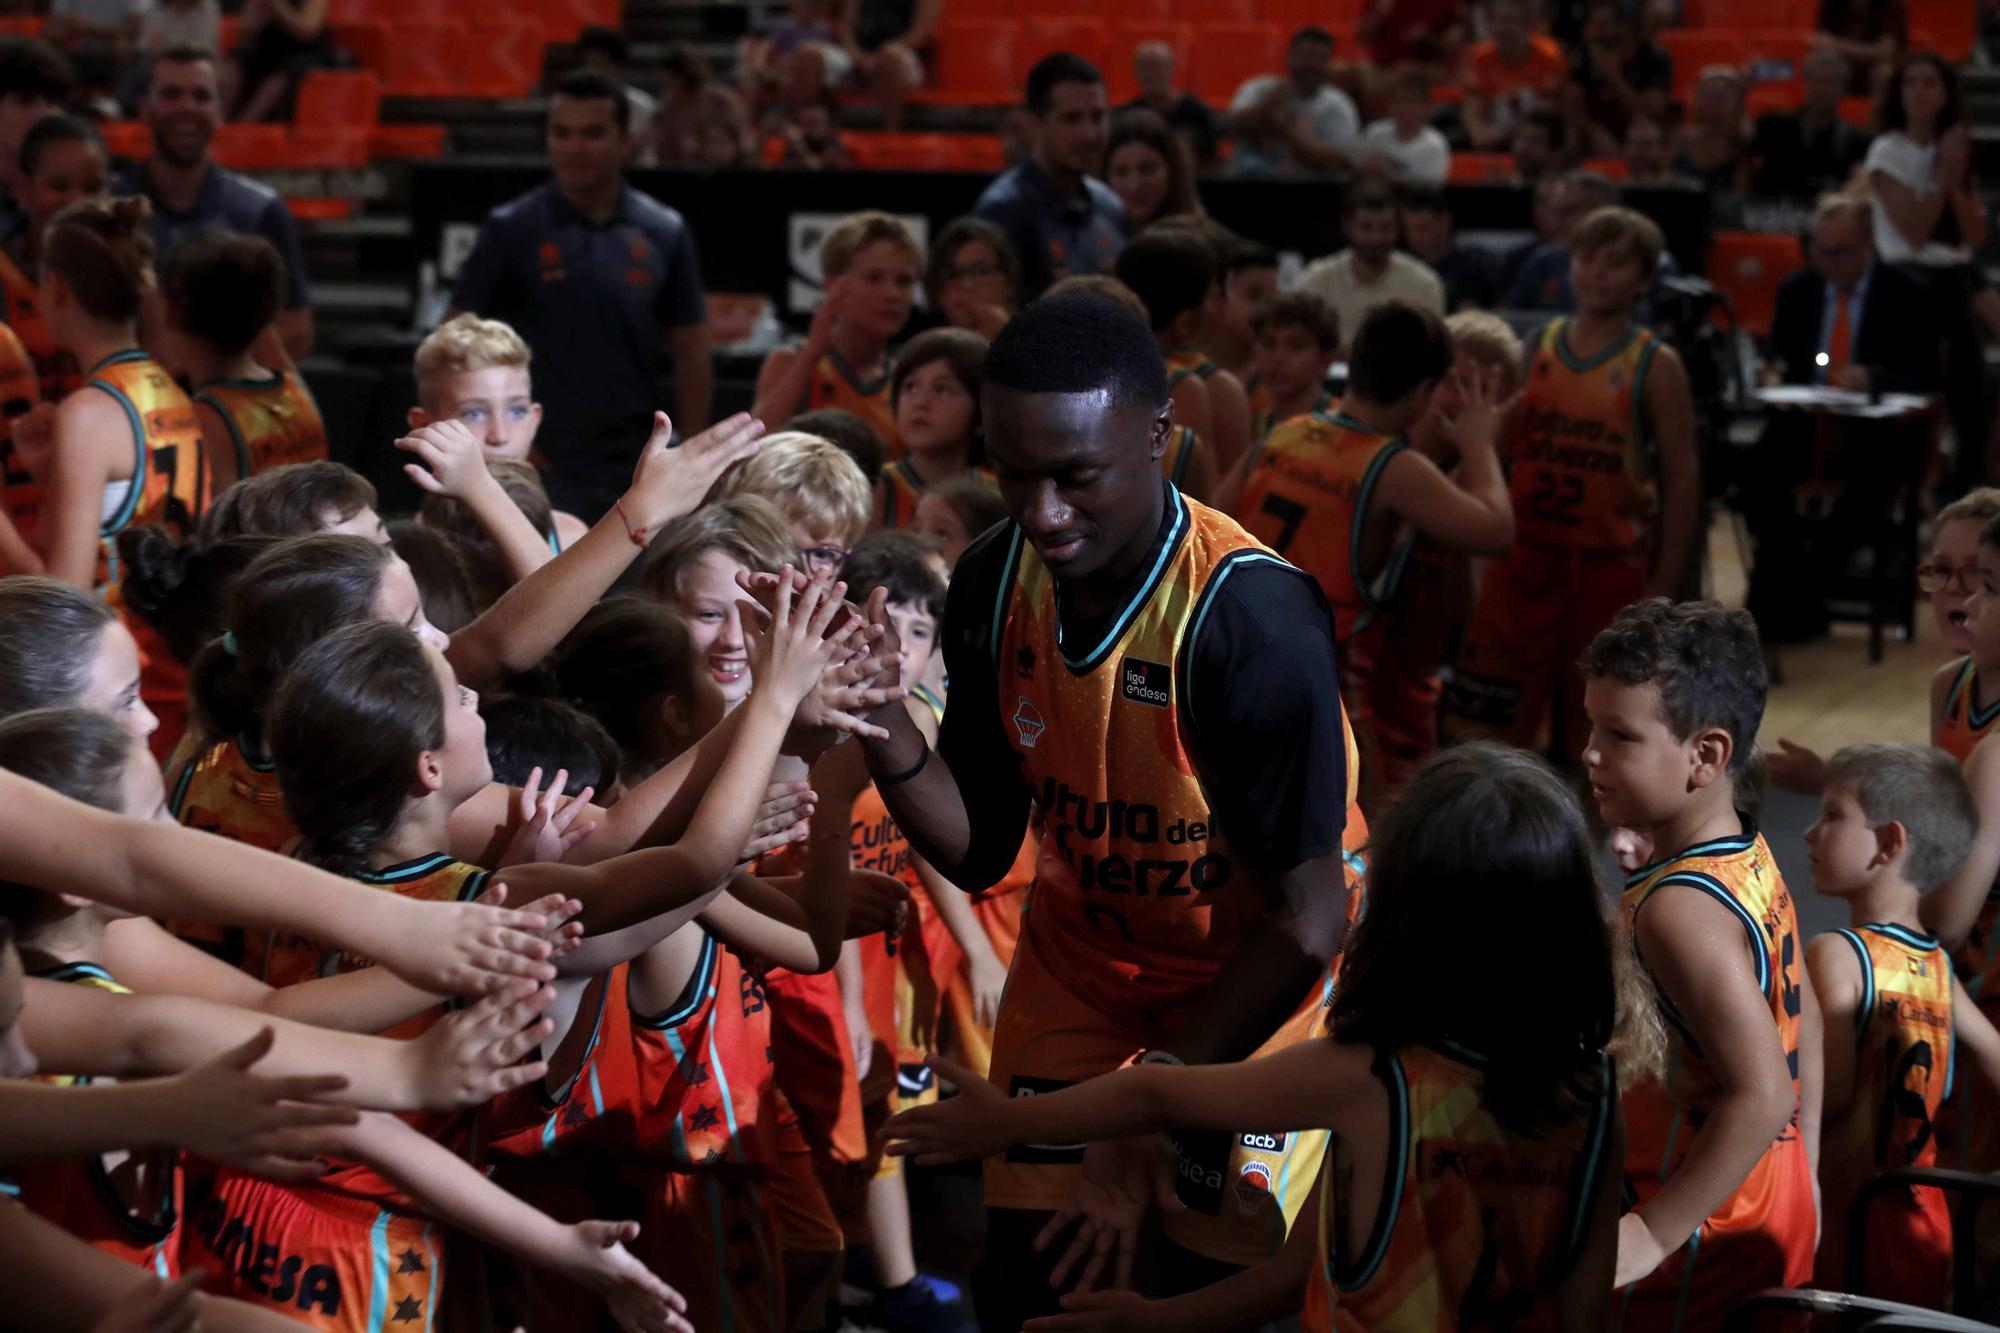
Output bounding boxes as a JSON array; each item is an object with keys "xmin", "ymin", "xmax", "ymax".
[
  {"xmin": 1445, "ymin": 542, "xmax": 1649, "ymax": 756},
  {"xmin": 183, "ymin": 1172, "xmax": 442, "ymax": 1332},
  {"xmin": 769, "ymin": 1090, "xmax": 845, "ymax": 1255},
  {"xmin": 639, "ymin": 1167, "xmax": 785, "ymax": 1333},
  {"xmin": 764, "ymin": 966, "xmax": 868, "ymax": 1168},
  {"xmin": 984, "ymin": 926, "xmax": 1332, "ymax": 1268},
  {"xmin": 943, "ymin": 888, "xmax": 1026, "ymax": 1079},
  {"xmin": 1817, "ymin": 1180, "xmax": 1950, "ymax": 1308}
]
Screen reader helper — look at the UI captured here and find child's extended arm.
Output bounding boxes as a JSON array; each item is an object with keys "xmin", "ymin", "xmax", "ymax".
[
  {"xmin": 1923, "ymin": 734, "xmax": 2000, "ymax": 950},
  {"xmin": 444, "ymin": 412, "xmax": 765, "ymax": 689},
  {"xmin": 751, "ymin": 283, "xmax": 847, "ymax": 425},
  {"xmin": 695, "ymin": 868, "xmax": 909, "ymax": 972},
  {"xmin": 397, "ymin": 421, "xmax": 558, "ymax": 584},
  {"xmin": 18, "ymin": 976, "xmax": 556, "ymax": 1112},
  {"xmin": 1615, "ymin": 889, "xmax": 1798, "ymax": 1287},
  {"xmin": 0, "ymin": 770, "xmax": 560, "ymax": 998},
  {"xmin": 327, "ymin": 1111, "xmax": 692, "ymax": 1333}
]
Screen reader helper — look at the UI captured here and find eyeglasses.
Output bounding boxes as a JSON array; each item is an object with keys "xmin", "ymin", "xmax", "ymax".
[
  {"xmin": 1918, "ymin": 562, "xmax": 1979, "ymax": 593},
  {"xmin": 801, "ymin": 545, "xmax": 850, "ymax": 575}
]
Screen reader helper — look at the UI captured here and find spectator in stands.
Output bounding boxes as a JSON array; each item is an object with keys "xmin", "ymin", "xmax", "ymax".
[
  {"xmin": 839, "ymin": 0, "xmax": 939, "ymax": 134},
  {"xmin": 1562, "ymin": 0, "xmax": 1672, "ymax": 155},
  {"xmin": 1748, "ymin": 49, "xmax": 1869, "ymax": 200},
  {"xmin": 1747, "ymin": 194, "xmax": 1937, "ymax": 637},
  {"xmin": 1297, "ymin": 179, "xmax": 1445, "ymax": 354},
  {"xmin": 122, "ymin": 46, "xmax": 312, "ymax": 359},
  {"xmin": 925, "ymin": 216, "xmax": 1018, "ymax": 340},
  {"xmin": 1357, "ymin": 71, "xmax": 1450, "ymax": 184},
  {"xmin": 1814, "ymin": 0, "xmax": 1907, "ymax": 94},
  {"xmin": 1358, "ymin": 0, "xmax": 1465, "ymax": 75},
  {"xmin": 44, "ymin": 0, "xmax": 140, "ymax": 103},
  {"xmin": 1105, "ymin": 110, "xmax": 1202, "ymax": 236},
  {"xmin": 738, "ymin": 0, "xmax": 845, "ymax": 113},
  {"xmin": 972, "ymin": 53, "xmax": 1122, "ymax": 299},
  {"xmin": 577, "ymin": 26, "xmax": 659, "ymax": 149},
  {"xmin": 1122, "ymin": 39, "xmax": 1221, "ymax": 170},
  {"xmin": 646, "ymin": 42, "xmax": 713, "ymax": 167},
  {"xmin": 1224, "ymin": 26, "xmax": 1359, "ymax": 178},
  {"xmin": 1503, "ymin": 168, "xmax": 1615, "ymax": 310},
  {"xmin": 1461, "ymin": 0, "xmax": 1567, "ymax": 152},
  {"xmin": 1499, "ymin": 170, "xmax": 1564, "ymax": 291},
  {"xmin": 0, "ymin": 39, "xmax": 73, "ymax": 240},
  {"xmin": 772, "ymin": 96, "xmax": 851, "ymax": 170},
  {"xmin": 1402, "ymin": 184, "xmax": 1499, "ymax": 311},
  {"xmin": 1510, "ymin": 107, "xmax": 1565, "ymax": 181},
  {"xmin": 1867, "ymin": 49, "xmax": 1992, "ymax": 490},
  {"xmin": 688, "ymin": 86, "xmax": 756, "ymax": 168},
  {"xmin": 1623, "ymin": 111, "xmax": 1684, "ymax": 186},
  {"xmin": 227, "ymin": 0, "xmax": 333, "ymax": 123},
  {"xmin": 1671, "ymin": 66, "xmax": 1751, "ymax": 199},
  {"xmin": 126, "ymin": 0, "xmax": 218, "ymax": 111},
  {"xmin": 1213, "ymin": 238, "xmax": 1278, "ymax": 379},
  {"xmin": 451, "ymin": 70, "xmax": 712, "ymax": 519}
]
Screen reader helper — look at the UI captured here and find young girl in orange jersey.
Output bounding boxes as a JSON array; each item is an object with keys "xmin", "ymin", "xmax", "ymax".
[
  {"xmin": 1805, "ymin": 743, "xmax": 2000, "ymax": 1307},
  {"xmin": 753, "ymin": 210, "xmax": 921, "ymax": 451},
  {"xmin": 1579, "ymin": 600, "xmax": 1822, "ymax": 1330},
  {"xmin": 162, "ymin": 232, "xmax": 327, "ymax": 489},
  {"xmin": 34, "ymin": 197, "xmax": 206, "ymax": 759},
  {"xmin": 877, "ymin": 327, "xmax": 989, "ymax": 531},
  {"xmin": 1235, "ymin": 302, "xmax": 1513, "ymax": 810},
  {"xmin": 887, "ymin": 742, "xmax": 1630, "ymax": 1331}
]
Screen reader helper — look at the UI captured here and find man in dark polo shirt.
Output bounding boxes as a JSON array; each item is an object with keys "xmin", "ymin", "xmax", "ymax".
[
  {"xmin": 120, "ymin": 46, "xmax": 313, "ymax": 359},
  {"xmin": 974, "ymin": 53, "xmax": 1125, "ymax": 300},
  {"xmin": 451, "ymin": 70, "xmax": 711, "ymax": 521}
]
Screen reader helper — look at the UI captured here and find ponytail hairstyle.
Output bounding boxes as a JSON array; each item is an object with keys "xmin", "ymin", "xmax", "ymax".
[
  {"xmin": 117, "ymin": 529, "xmax": 278, "ymax": 667},
  {"xmin": 386, "ymin": 520, "xmax": 479, "ymax": 634},
  {"xmin": 0, "ymin": 576, "xmax": 117, "ymax": 720},
  {"xmin": 1332, "ymin": 743, "xmax": 1616, "ymax": 1132},
  {"xmin": 0, "ymin": 707, "xmax": 134, "ymax": 930},
  {"xmin": 188, "ymin": 534, "xmax": 391, "ymax": 744},
  {"xmin": 266, "ymin": 619, "xmax": 443, "ymax": 874},
  {"xmin": 553, "ymin": 595, "xmax": 700, "ymax": 769},
  {"xmin": 44, "ymin": 195, "xmax": 154, "ymax": 325}
]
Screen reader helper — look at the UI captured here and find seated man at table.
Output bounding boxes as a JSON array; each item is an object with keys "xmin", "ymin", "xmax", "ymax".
[{"xmin": 1744, "ymin": 193, "xmax": 1940, "ymax": 642}]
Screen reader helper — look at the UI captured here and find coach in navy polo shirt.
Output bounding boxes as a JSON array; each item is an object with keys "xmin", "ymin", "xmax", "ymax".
[
  {"xmin": 121, "ymin": 46, "xmax": 313, "ymax": 359},
  {"xmin": 451, "ymin": 70, "xmax": 711, "ymax": 520}
]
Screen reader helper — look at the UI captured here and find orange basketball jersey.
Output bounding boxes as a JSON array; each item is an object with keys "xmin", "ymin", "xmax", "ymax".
[
  {"xmin": 477, "ymin": 964, "xmax": 642, "ymax": 1168},
  {"xmin": 195, "ymin": 370, "xmax": 329, "ymax": 478},
  {"xmin": 1816, "ymin": 924, "xmax": 1954, "ymax": 1304},
  {"xmin": 0, "ymin": 321, "xmax": 42, "ymax": 565},
  {"xmin": 1237, "ymin": 410, "xmax": 1412, "ymax": 641},
  {"xmin": 1160, "ymin": 425, "xmax": 1202, "ymax": 491},
  {"xmin": 1165, "ymin": 352, "xmax": 1218, "ymax": 388},
  {"xmin": 8, "ymin": 962, "xmax": 181, "ymax": 1277},
  {"xmin": 991, "ymin": 488, "xmax": 1308, "ymax": 1016},
  {"xmin": 1617, "ymin": 828, "xmax": 1817, "ymax": 1331},
  {"xmin": 1252, "ymin": 387, "xmax": 1335, "ymax": 444},
  {"xmin": 798, "ymin": 344, "xmax": 898, "ymax": 456},
  {"xmin": 91, "ymin": 349, "xmax": 206, "ymax": 591},
  {"xmin": 1938, "ymin": 658, "xmax": 2000, "ymax": 1090},
  {"xmin": 1939, "ymin": 658, "xmax": 2000, "ymax": 763},
  {"xmin": 1303, "ymin": 1043, "xmax": 1617, "ymax": 1333},
  {"xmin": 0, "ymin": 246, "xmax": 82, "ymax": 403},
  {"xmin": 169, "ymin": 735, "xmax": 295, "ymax": 853},
  {"xmin": 1509, "ymin": 318, "xmax": 1660, "ymax": 553}
]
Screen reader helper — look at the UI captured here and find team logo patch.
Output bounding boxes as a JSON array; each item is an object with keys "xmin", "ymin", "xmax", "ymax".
[
  {"xmin": 1013, "ymin": 697, "xmax": 1046, "ymax": 748},
  {"xmin": 1240, "ymin": 1130, "xmax": 1287, "ymax": 1153},
  {"xmin": 1234, "ymin": 1160, "xmax": 1274, "ymax": 1214},
  {"xmin": 1120, "ymin": 657, "xmax": 1170, "ymax": 708}
]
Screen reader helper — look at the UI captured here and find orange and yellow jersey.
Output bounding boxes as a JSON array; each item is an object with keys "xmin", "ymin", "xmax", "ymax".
[
  {"xmin": 878, "ymin": 460, "xmax": 993, "ymax": 531},
  {"xmin": 1617, "ymin": 826, "xmax": 1817, "ymax": 1327},
  {"xmin": 1237, "ymin": 410, "xmax": 1413, "ymax": 642},
  {"xmin": 169, "ymin": 734, "xmax": 295, "ymax": 853},
  {"xmin": 1937, "ymin": 657, "xmax": 2000, "ymax": 1062},
  {"xmin": 90, "ymin": 349, "xmax": 206, "ymax": 592},
  {"xmin": 1165, "ymin": 351, "xmax": 1218, "ymax": 389},
  {"xmin": 0, "ymin": 245, "xmax": 82, "ymax": 403},
  {"xmin": 1303, "ymin": 1042, "xmax": 1617, "ymax": 1333},
  {"xmin": 7, "ymin": 962, "xmax": 181, "ymax": 1277},
  {"xmin": 797, "ymin": 342, "xmax": 898, "ymax": 456},
  {"xmin": 1253, "ymin": 388, "xmax": 1336, "ymax": 444},
  {"xmin": 991, "ymin": 487, "xmax": 1320, "ymax": 1016},
  {"xmin": 1509, "ymin": 318, "xmax": 1660, "ymax": 553},
  {"xmin": 1160, "ymin": 425, "xmax": 1203, "ymax": 491},
  {"xmin": 631, "ymin": 933, "xmax": 778, "ymax": 1171},
  {"xmin": 194, "ymin": 370, "xmax": 328, "ymax": 479},
  {"xmin": 476, "ymin": 964, "xmax": 642, "ymax": 1168},
  {"xmin": 0, "ymin": 321, "xmax": 41, "ymax": 566},
  {"xmin": 1939, "ymin": 657, "xmax": 2000, "ymax": 764},
  {"xmin": 1816, "ymin": 923, "xmax": 1954, "ymax": 1301}
]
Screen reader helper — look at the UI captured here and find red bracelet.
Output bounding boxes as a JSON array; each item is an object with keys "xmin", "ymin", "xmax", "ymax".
[{"xmin": 614, "ymin": 499, "xmax": 648, "ymax": 548}]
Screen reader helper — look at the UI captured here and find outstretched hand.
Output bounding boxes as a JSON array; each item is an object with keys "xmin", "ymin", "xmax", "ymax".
[
  {"xmin": 1037, "ymin": 1135, "xmax": 1183, "ymax": 1295},
  {"xmin": 496, "ymin": 767, "xmax": 599, "ymax": 869},
  {"xmin": 557, "ymin": 1220, "xmax": 695, "ymax": 1333},
  {"xmin": 155, "ymin": 1028, "xmax": 360, "ymax": 1181},
  {"xmin": 368, "ymin": 888, "xmax": 561, "ymax": 998},
  {"xmin": 625, "ymin": 411, "xmax": 766, "ymax": 531},
  {"xmin": 413, "ymin": 977, "xmax": 556, "ymax": 1110},
  {"xmin": 396, "ymin": 419, "xmax": 492, "ymax": 499}
]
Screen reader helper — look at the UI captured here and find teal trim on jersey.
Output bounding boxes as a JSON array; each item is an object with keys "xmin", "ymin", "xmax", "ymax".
[
  {"xmin": 1565, "ymin": 1052, "xmax": 1618, "ymax": 1267},
  {"xmin": 1338, "ymin": 1050, "xmax": 1409, "ymax": 1290},
  {"xmin": 1551, "ymin": 317, "xmax": 1640, "ymax": 374},
  {"xmin": 1059, "ymin": 487, "xmax": 1189, "ymax": 674},
  {"xmin": 634, "ymin": 932, "xmax": 718, "ymax": 1029},
  {"xmin": 987, "ymin": 525, "xmax": 1026, "ymax": 674},
  {"xmin": 365, "ymin": 1209, "xmax": 393, "ymax": 1332},
  {"xmin": 1349, "ymin": 437, "xmax": 1411, "ymax": 620},
  {"xmin": 1623, "ymin": 826, "xmax": 1759, "ymax": 888},
  {"xmin": 356, "ymin": 852, "xmax": 457, "ymax": 885},
  {"xmin": 1646, "ymin": 871, "xmax": 1770, "ymax": 997},
  {"xmin": 37, "ymin": 960, "xmax": 116, "ymax": 986}
]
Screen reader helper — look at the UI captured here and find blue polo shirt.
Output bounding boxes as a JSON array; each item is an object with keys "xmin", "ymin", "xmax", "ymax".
[
  {"xmin": 452, "ymin": 180, "xmax": 706, "ymax": 483},
  {"xmin": 119, "ymin": 163, "xmax": 310, "ymax": 309},
  {"xmin": 973, "ymin": 159, "xmax": 1125, "ymax": 299}
]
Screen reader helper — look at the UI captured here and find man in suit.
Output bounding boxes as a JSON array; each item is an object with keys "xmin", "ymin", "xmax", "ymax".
[{"xmin": 1746, "ymin": 194, "xmax": 1941, "ymax": 641}]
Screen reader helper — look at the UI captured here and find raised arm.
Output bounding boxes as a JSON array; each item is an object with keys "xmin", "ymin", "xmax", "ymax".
[
  {"xmin": 752, "ymin": 281, "xmax": 850, "ymax": 425},
  {"xmin": 1922, "ymin": 734, "xmax": 2000, "ymax": 949},
  {"xmin": 398, "ymin": 420, "xmax": 557, "ymax": 584}
]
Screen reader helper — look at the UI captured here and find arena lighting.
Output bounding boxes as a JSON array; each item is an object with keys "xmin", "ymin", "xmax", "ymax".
[{"xmin": 1816, "ymin": 352, "xmax": 1831, "ymax": 367}]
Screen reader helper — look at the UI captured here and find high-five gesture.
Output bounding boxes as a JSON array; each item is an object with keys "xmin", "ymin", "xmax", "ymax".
[{"xmin": 624, "ymin": 411, "xmax": 766, "ymax": 533}]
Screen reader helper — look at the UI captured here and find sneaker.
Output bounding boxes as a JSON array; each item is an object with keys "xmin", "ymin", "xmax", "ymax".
[{"xmin": 870, "ymin": 1274, "xmax": 967, "ymax": 1333}]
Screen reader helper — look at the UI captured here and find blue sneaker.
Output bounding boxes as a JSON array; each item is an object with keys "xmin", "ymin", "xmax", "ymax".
[{"xmin": 871, "ymin": 1273, "xmax": 967, "ymax": 1333}]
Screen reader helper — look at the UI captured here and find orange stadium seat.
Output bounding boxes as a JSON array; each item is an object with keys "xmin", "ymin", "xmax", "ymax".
[
  {"xmin": 1101, "ymin": 0, "xmax": 1179, "ymax": 17},
  {"xmin": 1106, "ymin": 22, "xmax": 1193, "ymax": 102},
  {"xmin": 1910, "ymin": 0, "xmax": 1974, "ymax": 59},
  {"xmin": 209, "ymin": 123, "xmax": 292, "ymax": 170},
  {"xmin": 1269, "ymin": 0, "xmax": 1363, "ymax": 25},
  {"xmin": 1177, "ymin": 0, "xmax": 1260, "ymax": 21},
  {"xmin": 331, "ymin": 22, "xmax": 391, "ymax": 73},
  {"xmin": 1745, "ymin": 85, "xmax": 1793, "ymax": 117},
  {"xmin": 1682, "ymin": 0, "xmax": 1815, "ymax": 28},
  {"xmin": 1017, "ymin": 19, "xmax": 1112, "ymax": 85},
  {"xmin": 946, "ymin": 0, "xmax": 1014, "ymax": 17},
  {"xmin": 1658, "ymin": 29, "xmax": 1748, "ymax": 96},
  {"xmin": 368, "ymin": 124, "xmax": 448, "ymax": 159},
  {"xmin": 286, "ymin": 198, "xmax": 355, "ymax": 222},
  {"xmin": 542, "ymin": 0, "xmax": 621, "ymax": 42},
  {"xmin": 945, "ymin": 134, "xmax": 1006, "ymax": 171},
  {"xmin": 924, "ymin": 19, "xmax": 1021, "ymax": 106},
  {"xmin": 847, "ymin": 132, "xmax": 951, "ymax": 169},
  {"xmin": 98, "ymin": 121, "xmax": 151, "ymax": 159},
  {"xmin": 1188, "ymin": 23, "xmax": 1286, "ymax": 105},
  {"xmin": 1580, "ymin": 155, "xmax": 1629, "ymax": 179},
  {"xmin": 464, "ymin": 17, "xmax": 548, "ymax": 98},
  {"xmin": 1707, "ymin": 230, "xmax": 1802, "ymax": 338},
  {"xmin": 1837, "ymin": 95, "xmax": 1874, "ymax": 128},
  {"xmin": 380, "ymin": 21, "xmax": 463, "ymax": 98},
  {"xmin": 294, "ymin": 70, "xmax": 381, "ymax": 130},
  {"xmin": 0, "ymin": 17, "xmax": 43, "ymax": 35},
  {"xmin": 1447, "ymin": 151, "xmax": 1516, "ymax": 181}
]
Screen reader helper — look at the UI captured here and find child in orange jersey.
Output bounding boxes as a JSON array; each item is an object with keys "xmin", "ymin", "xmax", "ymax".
[
  {"xmin": 878, "ymin": 327, "xmax": 989, "ymax": 531},
  {"xmin": 1805, "ymin": 743, "xmax": 2000, "ymax": 1307},
  {"xmin": 32, "ymin": 198, "xmax": 205, "ymax": 760},
  {"xmin": 1112, "ymin": 227, "xmax": 1227, "ymax": 501},
  {"xmin": 887, "ymin": 743, "xmax": 1628, "ymax": 1332},
  {"xmin": 1446, "ymin": 208, "xmax": 1699, "ymax": 760},
  {"xmin": 753, "ymin": 210, "xmax": 922, "ymax": 449},
  {"xmin": 1578, "ymin": 600, "xmax": 1821, "ymax": 1329},
  {"xmin": 710, "ymin": 429, "xmax": 873, "ymax": 580},
  {"xmin": 162, "ymin": 233, "xmax": 327, "ymax": 490},
  {"xmin": 1236, "ymin": 302, "xmax": 1513, "ymax": 808}
]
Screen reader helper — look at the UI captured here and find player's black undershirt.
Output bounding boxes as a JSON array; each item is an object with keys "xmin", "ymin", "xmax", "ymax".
[{"xmin": 937, "ymin": 482, "xmax": 1349, "ymax": 891}]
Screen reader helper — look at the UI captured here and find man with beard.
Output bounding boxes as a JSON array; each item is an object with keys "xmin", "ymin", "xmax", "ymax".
[
  {"xmin": 118, "ymin": 45, "xmax": 311, "ymax": 360},
  {"xmin": 1295, "ymin": 180, "xmax": 1443, "ymax": 358}
]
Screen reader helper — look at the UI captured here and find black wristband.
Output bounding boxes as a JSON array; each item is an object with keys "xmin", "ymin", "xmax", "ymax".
[{"xmin": 871, "ymin": 745, "xmax": 931, "ymax": 788}]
